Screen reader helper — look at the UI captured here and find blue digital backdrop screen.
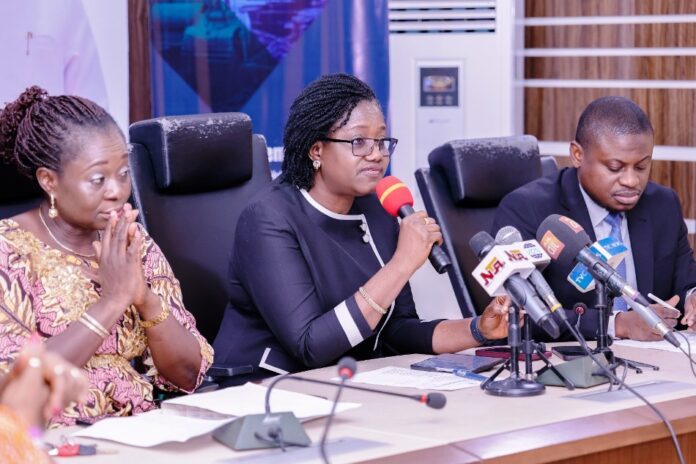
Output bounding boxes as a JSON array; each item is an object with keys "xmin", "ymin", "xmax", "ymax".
[{"xmin": 149, "ymin": 0, "xmax": 390, "ymax": 175}]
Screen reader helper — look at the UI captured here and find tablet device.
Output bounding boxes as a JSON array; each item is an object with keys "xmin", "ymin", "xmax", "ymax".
[{"xmin": 410, "ymin": 353, "xmax": 504, "ymax": 374}]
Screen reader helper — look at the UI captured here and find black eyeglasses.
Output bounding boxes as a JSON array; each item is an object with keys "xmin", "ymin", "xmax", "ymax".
[{"xmin": 321, "ymin": 137, "xmax": 398, "ymax": 157}]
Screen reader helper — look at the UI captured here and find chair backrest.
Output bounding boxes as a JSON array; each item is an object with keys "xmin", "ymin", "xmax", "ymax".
[
  {"xmin": 129, "ymin": 113, "xmax": 271, "ymax": 342},
  {"xmin": 0, "ymin": 162, "xmax": 42, "ymax": 220},
  {"xmin": 540, "ymin": 155, "xmax": 559, "ymax": 178},
  {"xmin": 416, "ymin": 135, "xmax": 546, "ymax": 317}
]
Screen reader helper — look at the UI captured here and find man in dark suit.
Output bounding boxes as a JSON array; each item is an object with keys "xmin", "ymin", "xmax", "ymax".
[{"xmin": 493, "ymin": 96, "xmax": 696, "ymax": 341}]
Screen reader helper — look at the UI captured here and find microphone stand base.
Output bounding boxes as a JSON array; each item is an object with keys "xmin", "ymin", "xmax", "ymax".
[
  {"xmin": 611, "ymin": 356, "xmax": 659, "ymax": 375},
  {"xmin": 213, "ymin": 411, "xmax": 311, "ymax": 451},
  {"xmin": 484, "ymin": 377, "xmax": 545, "ymax": 397}
]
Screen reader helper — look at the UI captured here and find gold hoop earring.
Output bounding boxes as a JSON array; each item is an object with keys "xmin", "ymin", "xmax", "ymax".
[
  {"xmin": 312, "ymin": 160, "xmax": 321, "ymax": 171},
  {"xmin": 48, "ymin": 194, "xmax": 58, "ymax": 219}
]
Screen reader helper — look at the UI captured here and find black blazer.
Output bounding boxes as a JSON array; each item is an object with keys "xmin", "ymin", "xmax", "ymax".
[
  {"xmin": 492, "ymin": 167, "xmax": 696, "ymax": 340},
  {"xmin": 213, "ymin": 178, "xmax": 441, "ymax": 379}
]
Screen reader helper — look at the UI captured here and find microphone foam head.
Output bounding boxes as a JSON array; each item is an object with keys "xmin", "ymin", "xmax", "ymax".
[
  {"xmin": 426, "ymin": 393, "xmax": 447, "ymax": 409},
  {"xmin": 495, "ymin": 226, "xmax": 523, "ymax": 245},
  {"xmin": 535, "ymin": 214, "xmax": 591, "ymax": 269},
  {"xmin": 469, "ymin": 231, "xmax": 495, "ymax": 259},
  {"xmin": 574, "ymin": 302, "xmax": 588, "ymax": 315},
  {"xmin": 337, "ymin": 356, "xmax": 357, "ymax": 379},
  {"xmin": 376, "ymin": 176, "xmax": 413, "ymax": 217}
]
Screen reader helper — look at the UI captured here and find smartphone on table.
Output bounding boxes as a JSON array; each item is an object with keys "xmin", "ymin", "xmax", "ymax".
[{"xmin": 410, "ymin": 353, "xmax": 504, "ymax": 374}]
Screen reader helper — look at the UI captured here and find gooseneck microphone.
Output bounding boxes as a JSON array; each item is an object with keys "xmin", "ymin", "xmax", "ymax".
[
  {"xmin": 536, "ymin": 214, "xmax": 679, "ymax": 348},
  {"xmin": 319, "ymin": 357, "xmax": 356, "ymax": 464},
  {"xmin": 469, "ymin": 231, "xmax": 560, "ymax": 339},
  {"xmin": 264, "ymin": 365, "xmax": 447, "ymax": 414},
  {"xmin": 262, "ymin": 357, "xmax": 445, "ymax": 461},
  {"xmin": 376, "ymin": 176, "xmax": 451, "ymax": 273}
]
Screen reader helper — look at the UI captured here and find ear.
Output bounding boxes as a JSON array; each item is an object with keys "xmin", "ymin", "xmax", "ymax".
[
  {"xmin": 569, "ymin": 141, "xmax": 583, "ymax": 168},
  {"xmin": 35, "ymin": 167, "xmax": 59, "ymax": 197},
  {"xmin": 308, "ymin": 141, "xmax": 322, "ymax": 163}
]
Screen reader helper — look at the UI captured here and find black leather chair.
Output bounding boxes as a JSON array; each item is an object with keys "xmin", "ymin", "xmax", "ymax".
[
  {"xmin": 0, "ymin": 162, "xmax": 42, "ymax": 219},
  {"xmin": 129, "ymin": 113, "xmax": 271, "ymax": 345},
  {"xmin": 416, "ymin": 135, "xmax": 547, "ymax": 317},
  {"xmin": 541, "ymin": 155, "xmax": 559, "ymax": 178}
]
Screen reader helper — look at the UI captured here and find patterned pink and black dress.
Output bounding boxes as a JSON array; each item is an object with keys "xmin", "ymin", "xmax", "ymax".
[{"xmin": 0, "ymin": 219, "xmax": 213, "ymax": 427}]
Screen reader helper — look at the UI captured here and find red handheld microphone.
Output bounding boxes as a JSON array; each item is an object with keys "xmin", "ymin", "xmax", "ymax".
[{"xmin": 376, "ymin": 176, "xmax": 451, "ymax": 274}]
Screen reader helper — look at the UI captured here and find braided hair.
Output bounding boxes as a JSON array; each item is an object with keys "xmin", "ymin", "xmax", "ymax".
[
  {"xmin": 0, "ymin": 86, "xmax": 119, "ymax": 182},
  {"xmin": 282, "ymin": 73, "xmax": 380, "ymax": 190}
]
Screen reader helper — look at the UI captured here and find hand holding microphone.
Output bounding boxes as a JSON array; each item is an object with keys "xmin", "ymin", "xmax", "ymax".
[{"xmin": 376, "ymin": 176, "xmax": 451, "ymax": 274}]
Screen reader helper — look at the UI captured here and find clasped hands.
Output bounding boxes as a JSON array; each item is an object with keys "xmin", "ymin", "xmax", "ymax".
[{"xmin": 92, "ymin": 203, "xmax": 153, "ymax": 310}]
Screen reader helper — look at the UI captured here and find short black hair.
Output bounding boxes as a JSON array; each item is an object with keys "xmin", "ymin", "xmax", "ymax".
[
  {"xmin": 281, "ymin": 73, "xmax": 379, "ymax": 190},
  {"xmin": 575, "ymin": 96, "xmax": 653, "ymax": 149}
]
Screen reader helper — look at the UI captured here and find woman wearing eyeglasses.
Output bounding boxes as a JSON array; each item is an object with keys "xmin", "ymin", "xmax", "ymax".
[{"xmin": 212, "ymin": 74, "xmax": 512, "ymax": 380}]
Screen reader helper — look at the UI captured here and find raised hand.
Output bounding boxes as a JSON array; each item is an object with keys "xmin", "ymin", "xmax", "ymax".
[{"xmin": 93, "ymin": 203, "xmax": 147, "ymax": 308}]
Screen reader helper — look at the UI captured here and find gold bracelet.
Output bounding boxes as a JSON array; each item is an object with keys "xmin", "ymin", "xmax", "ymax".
[
  {"xmin": 358, "ymin": 286, "xmax": 388, "ymax": 315},
  {"xmin": 140, "ymin": 300, "xmax": 171, "ymax": 329},
  {"xmin": 78, "ymin": 315, "xmax": 109, "ymax": 339},
  {"xmin": 81, "ymin": 312, "xmax": 110, "ymax": 337}
]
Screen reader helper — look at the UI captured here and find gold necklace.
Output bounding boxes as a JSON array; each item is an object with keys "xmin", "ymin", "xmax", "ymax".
[{"xmin": 38, "ymin": 208, "xmax": 97, "ymax": 259}]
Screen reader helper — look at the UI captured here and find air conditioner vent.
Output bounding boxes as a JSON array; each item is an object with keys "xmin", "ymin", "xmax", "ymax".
[{"xmin": 389, "ymin": 0, "xmax": 496, "ymax": 34}]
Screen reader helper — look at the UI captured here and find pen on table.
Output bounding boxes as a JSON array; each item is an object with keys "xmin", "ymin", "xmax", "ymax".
[{"xmin": 452, "ymin": 369, "xmax": 487, "ymax": 382}]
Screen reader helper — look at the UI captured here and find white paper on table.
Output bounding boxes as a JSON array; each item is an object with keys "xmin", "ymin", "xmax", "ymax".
[
  {"xmin": 345, "ymin": 366, "xmax": 480, "ymax": 391},
  {"xmin": 72, "ymin": 409, "xmax": 233, "ymax": 447},
  {"xmin": 161, "ymin": 382, "xmax": 361, "ymax": 420},
  {"xmin": 613, "ymin": 330, "xmax": 696, "ymax": 354},
  {"xmin": 72, "ymin": 383, "xmax": 361, "ymax": 447}
]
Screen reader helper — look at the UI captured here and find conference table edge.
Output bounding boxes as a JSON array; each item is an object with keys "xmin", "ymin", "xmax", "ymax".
[{"xmin": 357, "ymin": 395, "xmax": 696, "ymax": 464}]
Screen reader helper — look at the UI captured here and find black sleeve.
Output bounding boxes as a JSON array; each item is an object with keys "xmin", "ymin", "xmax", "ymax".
[
  {"xmin": 234, "ymin": 203, "xmax": 373, "ymax": 368},
  {"xmin": 379, "ymin": 281, "xmax": 442, "ymax": 355},
  {"xmin": 492, "ymin": 191, "xmax": 538, "ymax": 240},
  {"xmin": 377, "ymin": 218, "xmax": 442, "ymax": 354}
]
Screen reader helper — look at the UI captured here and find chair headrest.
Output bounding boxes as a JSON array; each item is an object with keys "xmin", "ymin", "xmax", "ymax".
[
  {"xmin": 428, "ymin": 135, "xmax": 542, "ymax": 206},
  {"xmin": 129, "ymin": 113, "xmax": 254, "ymax": 194},
  {"xmin": 0, "ymin": 162, "xmax": 42, "ymax": 202}
]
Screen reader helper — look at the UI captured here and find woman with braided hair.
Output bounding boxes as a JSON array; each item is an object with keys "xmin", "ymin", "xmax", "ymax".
[
  {"xmin": 0, "ymin": 87, "xmax": 213, "ymax": 426},
  {"xmin": 213, "ymin": 74, "xmax": 511, "ymax": 380}
]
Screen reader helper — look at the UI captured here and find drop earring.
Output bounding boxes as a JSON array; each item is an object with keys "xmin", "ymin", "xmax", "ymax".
[
  {"xmin": 48, "ymin": 194, "xmax": 58, "ymax": 219},
  {"xmin": 312, "ymin": 159, "xmax": 321, "ymax": 170}
]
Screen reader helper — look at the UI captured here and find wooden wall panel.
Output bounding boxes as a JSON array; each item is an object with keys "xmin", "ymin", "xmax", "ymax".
[
  {"xmin": 525, "ymin": 88, "xmax": 696, "ymax": 147},
  {"xmin": 526, "ymin": 23, "xmax": 696, "ymax": 49},
  {"xmin": 525, "ymin": 57, "xmax": 696, "ymax": 80},
  {"xmin": 128, "ymin": 0, "xmax": 152, "ymax": 124},
  {"xmin": 524, "ymin": 0, "xmax": 696, "ymax": 258},
  {"xmin": 650, "ymin": 160, "xmax": 696, "ymax": 222},
  {"xmin": 526, "ymin": 0, "xmax": 696, "ymax": 17}
]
